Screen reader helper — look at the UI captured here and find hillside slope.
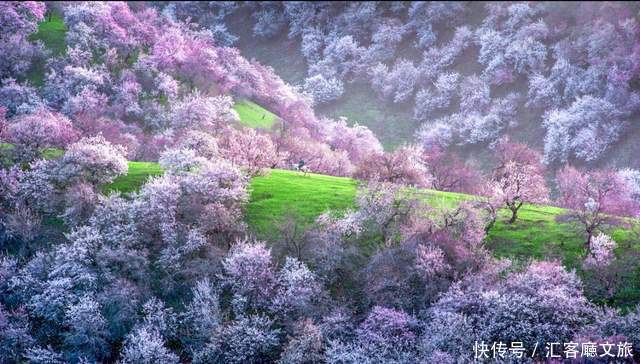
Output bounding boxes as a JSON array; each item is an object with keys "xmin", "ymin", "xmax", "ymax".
[
  {"xmin": 102, "ymin": 163, "xmax": 640, "ymax": 306},
  {"xmin": 105, "ymin": 164, "xmax": 635, "ymax": 263}
]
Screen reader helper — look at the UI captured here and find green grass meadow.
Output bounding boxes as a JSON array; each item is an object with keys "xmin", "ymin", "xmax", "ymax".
[
  {"xmin": 101, "ymin": 161, "xmax": 164, "ymax": 195},
  {"xmin": 2, "ymin": 142, "xmax": 639, "ymax": 306},
  {"xmin": 234, "ymin": 100, "xmax": 279, "ymax": 130},
  {"xmin": 101, "ymin": 162, "xmax": 636, "ymax": 266},
  {"xmin": 245, "ymin": 169, "xmax": 359, "ymax": 238},
  {"xmin": 26, "ymin": 12, "xmax": 67, "ymax": 85},
  {"xmin": 30, "ymin": 12, "xmax": 67, "ymax": 56}
]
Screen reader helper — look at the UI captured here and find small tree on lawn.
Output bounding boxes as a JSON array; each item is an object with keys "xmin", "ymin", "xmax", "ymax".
[{"xmin": 491, "ymin": 137, "xmax": 548, "ymax": 223}]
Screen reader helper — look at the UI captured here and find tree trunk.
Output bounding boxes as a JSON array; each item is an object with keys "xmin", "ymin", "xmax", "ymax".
[
  {"xmin": 485, "ymin": 217, "xmax": 496, "ymax": 233},
  {"xmin": 507, "ymin": 201, "xmax": 523, "ymax": 224},
  {"xmin": 585, "ymin": 229, "xmax": 593, "ymax": 248}
]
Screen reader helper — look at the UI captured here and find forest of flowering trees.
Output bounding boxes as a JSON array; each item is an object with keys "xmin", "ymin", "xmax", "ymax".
[
  {"xmin": 170, "ymin": 1, "xmax": 640, "ymax": 166},
  {"xmin": 2, "ymin": 1, "xmax": 640, "ymax": 363}
]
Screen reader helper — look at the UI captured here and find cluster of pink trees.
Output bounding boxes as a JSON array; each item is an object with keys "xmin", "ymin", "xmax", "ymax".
[
  {"xmin": 353, "ymin": 143, "xmax": 485, "ymax": 193},
  {"xmin": 177, "ymin": 2, "xmax": 640, "ymax": 165},
  {"xmin": 355, "ymin": 145, "xmax": 431, "ymax": 187},
  {"xmin": 2, "ymin": 108, "xmax": 78, "ymax": 163},
  {"xmin": 0, "ymin": 1, "xmax": 385, "ymax": 178},
  {"xmin": 421, "ymin": 145, "xmax": 482, "ymax": 194},
  {"xmin": 2, "ymin": 2, "xmax": 640, "ymax": 362},
  {"xmin": 0, "ymin": 1, "xmax": 46, "ymax": 80}
]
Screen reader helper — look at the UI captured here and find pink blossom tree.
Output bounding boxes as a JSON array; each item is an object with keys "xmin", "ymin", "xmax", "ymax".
[
  {"xmin": 0, "ymin": 107, "xmax": 6, "ymax": 139},
  {"xmin": 170, "ymin": 93, "xmax": 237, "ymax": 132},
  {"xmin": 136, "ymin": 155, "xmax": 248, "ymax": 254},
  {"xmin": 479, "ymin": 181, "xmax": 506, "ymax": 232},
  {"xmin": 0, "ymin": 1, "xmax": 46, "ymax": 78},
  {"xmin": 221, "ymin": 240, "xmax": 276, "ymax": 314},
  {"xmin": 415, "ymin": 244, "xmax": 450, "ymax": 279},
  {"xmin": 556, "ymin": 165, "xmax": 640, "ymax": 247},
  {"xmin": 4, "ymin": 108, "xmax": 78, "ymax": 163},
  {"xmin": 543, "ymin": 96, "xmax": 624, "ymax": 164},
  {"xmin": 303, "ymin": 74, "xmax": 344, "ymax": 104},
  {"xmin": 383, "ymin": 59, "xmax": 419, "ymax": 103},
  {"xmin": 277, "ymin": 319, "xmax": 325, "ymax": 364},
  {"xmin": 322, "ymin": 117, "xmax": 383, "ymax": 165},
  {"xmin": 353, "ymin": 181, "xmax": 424, "ymax": 245},
  {"xmin": 584, "ymin": 233, "xmax": 617, "ymax": 268},
  {"xmin": 490, "ymin": 137, "xmax": 548, "ymax": 223},
  {"xmin": 428, "ymin": 260, "xmax": 597, "ymax": 360},
  {"xmin": 327, "ymin": 306, "xmax": 420, "ymax": 362},
  {"xmin": 73, "ymin": 115, "xmax": 143, "ymax": 160},
  {"xmin": 58, "ymin": 135, "xmax": 128, "ymax": 186},
  {"xmin": 276, "ymin": 129, "xmax": 354, "ymax": 177},
  {"xmin": 421, "ymin": 146, "xmax": 482, "ymax": 194},
  {"xmin": 218, "ymin": 127, "xmax": 281, "ymax": 176},
  {"xmin": 0, "ymin": 2, "xmax": 45, "ymax": 36},
  {"xmin": 355, "ymin": 145, "xmax": 431, "ymax": 187},
  {"xmin": 175, "ymin": 130, "xmax": 219, "ymax": 160},
  {"xmin": 60, "ymin": 182, "xmax": 98, "ymax": 228},
  {"xmin": 63, "ymin": 1, "xmax": 158, "ymax": 63}
]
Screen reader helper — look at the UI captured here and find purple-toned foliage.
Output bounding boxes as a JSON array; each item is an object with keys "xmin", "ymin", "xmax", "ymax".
[
  {"xmin": 355, "ymin": 145, "xmax": 431, "ymax": 187},
  {"xmin": 556, "ymin": 165, "xmax": 640, "ymax": 246},
  {"xmin": 543, "ymin": 96, "xmax": 625, "ymax": 164},
  {"xmin": 120, "ymin": 326, "xmax": 178, "ymax": 364},
  {"xmin": 303, "ymin": 74, "xmax": 344, "ymax": 104},
  {"xmin": 1, "ymin": 78, "xmax": 38, "ymax": 116},
  {"xmin": 136, "ymin": 155, "xmax": 248, "ymax": 259},
  {"xmin": 327, "ymin": 306, "xmax": 420, "ymax": 363},
  {"xmin": 0, "ymin": 2, "xmax": 46, "ymax": 78},
  {"xmin": 218, "ymin": 127, "xmax": 281, "ymax": 176},
  {"xmin": 194, "ymin": 314, "xmax": 280, "ymax": 364},
  {"xmin": 583, "ymin": 233, "xmax": 617, "ymax": 269},
  {"xmin": 58, "ymin": 135, "xmax": 128, "ymax": 185},
  {"xmin": 278, "ymin": 319, "xmax": 325, "ymax": 364},
  {"xmin": 2, "ymin": 2, "xmax": 640, "ymax": 362},
  {"xmin": 4, "ymin": 108, "xmax": 77, "ymax": 163},
  {"xmin": 428, "ymin": 261, "xmax": 598, "ymax": 360},
  {"xmin": 170, "ymin": 93, "xmax": 237, "ymax": 132},
  {"xmin": 422, "ymin": 146, "xmax": 482, "ymax": 194},
  {"xmin": 322, "ymin": 117, "xmax": 383, "ymax": 165},
  {"xmin": 221, "ymin": 240, "xmax": 277, "ymax": 314}
]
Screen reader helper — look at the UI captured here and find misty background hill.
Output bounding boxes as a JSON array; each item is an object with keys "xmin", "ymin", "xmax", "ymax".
[{"xmin": 162, "ymin": 1, "xmax": 640, "ymax": 172}]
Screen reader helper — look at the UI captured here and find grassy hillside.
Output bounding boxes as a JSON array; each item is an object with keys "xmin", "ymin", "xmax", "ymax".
[
  {"xmin": 101, "ymin": 162, "xmax": 164, "ymax": 195},
  {"xmin": 2, "ymin": 144, "xmax": 637, "ymax": 305},
  {"xmin": 102, "ymin": 162, "xmax": 640, "ymax": 306},
  {"xmin": 234, "ymin": 100, "xmax": 279, "ymax": 130},
  {"xmin": 5, "ymin": 142, "xmax": 637, "ymax": 276},
  {"xmin": 246, "ymin": 169, "xmax": 358, "ymax": 237},
  {"xmin": 103, "ymin": 162, "xmax": 636, "ymax": 266}
]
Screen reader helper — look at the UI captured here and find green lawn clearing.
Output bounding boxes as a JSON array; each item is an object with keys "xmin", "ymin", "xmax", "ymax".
[
  {"xmin": 245, "ymin": 169, "xmax": 359, "ymax": 238},
  {"xmin": 234, "ymin": 100, "xmax": 279, "ymax": 130},
  {"xmin": 101, "ymin": 161, "xmax": 164, "ymax": 195},
  {"xmin": 30, "ymin": 12, "xmax": 67, "ymax": 56},
  {"xmin": 26, "ymin": 12, "xmax": 67, "ymax": 86}
]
